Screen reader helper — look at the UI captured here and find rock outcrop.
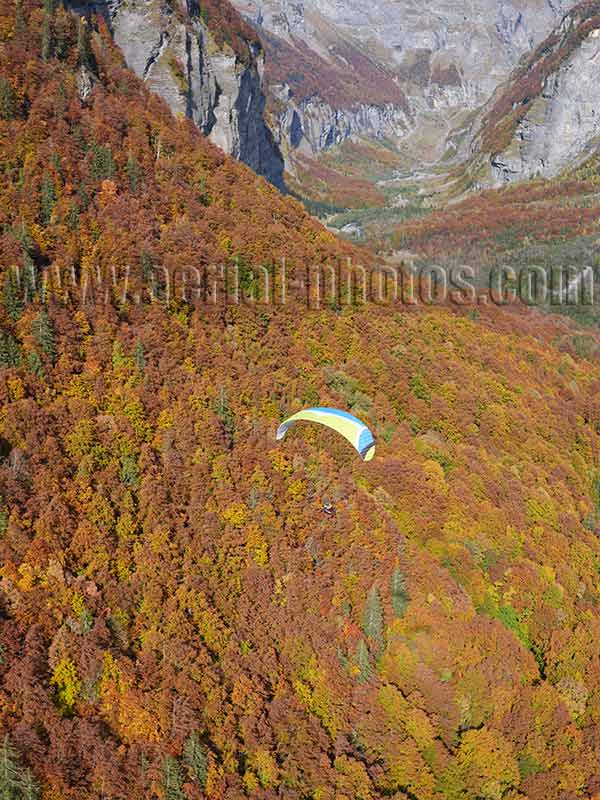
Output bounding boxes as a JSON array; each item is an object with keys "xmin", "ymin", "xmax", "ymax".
[
  {"xmin": 70, "ymin": 0, "xmax": 285, "ymax": 188},
  {"xmin": 231, "ymin": 0, "xmax": 579, "ymax": 165},
  {"xmin": 465, "ymin": 2, "xmax": 600, "ymax": 188},
  {"xmin": 273, "ymin": 86, "xmax": 410, "ymax": 157},
  {"xmin": 488, "ymin": 22, "xmax": 600, "ymax": 185}
]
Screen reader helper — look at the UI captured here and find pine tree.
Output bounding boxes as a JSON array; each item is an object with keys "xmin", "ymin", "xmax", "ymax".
[
  {"xmin": 112, "ymin": 340, "xmax": 127, "ymax": 370},
  {"xmin": 0, "ymin": 79, "xmax": 16, "ymax": 121},
  {"xmin": 3, "ymin": 271, "xmax": 23, "ymax": 322},
  {"xmin": 77, "ymin": 18, "xmax": 96, "ymax": 72},
  {"xmin": 13, "ymin": 221, "xmax": 35, "ymax": 255},
  {"xmin": 73, "ymin": 124, "xmax": 88, "ymax": 156},
  {"xmin": 27, "ymin": 350, "xmax": 43, "ymax": 378},
  {"xmin": 215, "ymin": 386, "xmax": 235, "ymax": 448},
  {"xmin": 162, "ymin": 756, "xmax": 185, "ymax": 800},
  {"xmin": 51, "ymin": 153, "xmax": 63, "ymax": 180},
  {"xmin": 90, "ymin": 143, "xmax": 115, "ymax": 183},
  {"xmin": 0, "ymin": 332, "xmax": 22, "ymax": 369},
  {"xmin": 0, "ymin": 497, "xmax": 8, "ymax": 538},
  {"xmin": 31, "ymin": 310, "xmax": 55, "ymax": 360},
  {"xmin": 140, "ymin": 250, "xmax": 156, "ymax": 298},
  {"xmin": 126, "ymin": 154, "xmax": 142, "ymax": 192},
  {"xmin": 134, "ymin": 341, "xmax": 146, "ymax": 373},
  {"xmin": 183, "ymin": 733, "xmax": 208, "ymax": 788},
  {"xmin": 14, "ymin": 0, "xmax": 26, "ymax": 35},
  {"xmin": 120, "ymin": 454, "xmax": 139, "ymax": 488},
  {"xmin": 139, "ymin": 752, "xmax": 150, "ymax": 788},
  {"xmin": 0, "ymin": 736, "xmax": 24, "ymax": 800},
  {"xmin": 21, "ymin": 252, "xmax": 37, "ymax": 305},
  {"xmin": 140, "ymin": 250, "xmax": 153, "ymax": 281},
  {"xmin": 41, "ymin": 15, "xmax": 53, "ymax": 61},
  {"xmin": 355, "ymin": 639, "xmax": 372, "ymax": 683},
  {"xmin": 66, "ymin": 203, "xmax": 80, "ymax": 231},
  {"xmin": 362, "ymin": 585, "xmax": 383, "ymax": 646},
  {"xmin": 19, "ymin": 769, "xmax": 39, "ymax": 800},
  {"xmin": 390, "ymin": 567, "xmax": 409, "ymax": 618},
  {"xmin": 40, "ymin": 172, "xmax": 57, "ymax": 225},
  {"xmin": 41, "ymin": 0, "xmax": 56, "ymax": 62}
]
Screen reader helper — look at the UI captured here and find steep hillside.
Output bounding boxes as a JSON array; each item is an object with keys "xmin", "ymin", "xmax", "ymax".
[
  {"xmin": 3, "ymin": 4, "xmax": 600, "ymax": 800},
  {"xmin": 67, "ymin": 0, "xmax": 285, "ymax": 188},
  {"xmin": 463, "ymin": 0, "xmax": 600, "ymax": 189}
]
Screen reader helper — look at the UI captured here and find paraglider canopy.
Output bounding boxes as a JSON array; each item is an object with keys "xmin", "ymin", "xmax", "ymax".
[{"xmin": 276, "ymin": 407, "xmax": 376, "ymax": 462}]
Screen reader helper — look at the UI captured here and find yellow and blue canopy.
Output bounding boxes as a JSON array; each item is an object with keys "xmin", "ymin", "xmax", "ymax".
[{"xmin": 276, "ymin": 407, "xmax": 376, "ymax": 461}]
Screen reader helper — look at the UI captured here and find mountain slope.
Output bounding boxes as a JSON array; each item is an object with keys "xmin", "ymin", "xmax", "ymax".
[
  {"xmin": 67, "ymin": 0, "xmax": 285, "ymax": 188},
  {"xmin": 231, "ymin": 0, "xmax": 578, "ymax": 175},
  {"xmin": 463, "ymin": 0, "xmax": 600, "ymax": 188},
  {"xmin": 2, "ymin": 3, "xmax": 600, "ymax": 800}
]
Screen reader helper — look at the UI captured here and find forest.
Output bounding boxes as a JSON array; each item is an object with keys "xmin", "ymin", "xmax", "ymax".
[{"xmin": 1, "ymin": 1, "xmax": 600, "ymax": 799}]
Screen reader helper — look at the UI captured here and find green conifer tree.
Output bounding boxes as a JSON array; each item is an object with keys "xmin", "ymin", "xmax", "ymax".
[
  {"xmin": 19, "ymin": 769, "xmax": 40, "ymax": 800},
  {"xmin": 0, "ymin": 79, "xmax": 16, "ymax": 121},
  {"xmin": 111, "ymin": 340, "xmax": 127, "ymax": 370},
  {"xmin": 140, "ymin": 250, "xmax": 153, "ymax": 280},
  {"xmin": 0, "ymin": 332, "xmax": 22, "ymax": 369},
  {"xmin": 134, "ymin": 341, "xmax": 146, "ymax": 373},
  {"xmin": 162, "ymin": 756, "xmax": 185, "ymax": 800},
  {"xmin": 183, "ymin": 733, "xmax": 208, "ymax": 788},
  {"xmin": 14, "ymin": 0, "xmax": 26, "ymax": 35},
  {"xmin": 14, "ymin": 221, "xmax": 35, "ymax": 255},
  {"xmin": 138, "ymin": 752, "xmax": 150, "ymax": 790},
  {"xmin": 77, "ymin": 18, "xmax": 96, "ymax": 72},
  {"xmin": 215, "ymin": 386, "xmax": 235, "ymax": 448},
  {"xmin": 91, "ymin": 143, "xmax": 115, "ymax": 182},
  {"xmin": 66, "ymin": 203, "xmax": 80, "ymax": 231},
  {"xmin": 0, "ymin": 736, "xmax": 24, "ymax": 800},
  {"xmin": 140, "ymin": 250, "xmax": 156, "ymax": 298},
  {"xmin": 3, "ymin": 271, "xmax": 23, "ymax": 322},
  {"xmin": 40, "ymin": 172, "xmax": 57, "ymax": 225},
  {"xmin": 27, "ymin": 350, "xmax": 43, "ymax": 378},
  {"xmin": 362, "ymin": 585, "xmax": 383, "ymax": 646},
  {"xmin": 355, "ymin": 639, "xmax": 372, "ymax": 683},
  {"xmin": 21, "ymin": 252, "xmax": 37, "ymax": 305},
  {"xmin": 390, "ymin": 567, "xmax": 410, "ymax": 618},
  {"xmin": 31, "ymin": 309, "xmax": 55, "ymax": 360},
  {"xmin": 41, "ymin": 16, "xmax": 53, "ymax": 61},
  {"xmin": 126, "ymin": 154, "xmax": 142, "ymax": 192},
  {"xmin": 120, "ymin": 454, "xmax": 140, "ymax": 488},
  {"xmin": 41, "ymin": 0, "xmax": 55, "ymax": 62},
  {"xmin": 0, "ymin": 497, "xmax": 8, "ymax": 538}
]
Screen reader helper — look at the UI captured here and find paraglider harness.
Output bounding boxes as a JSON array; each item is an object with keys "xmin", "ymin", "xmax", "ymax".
[{"xmin": 322, "ymin": 501, "xmax": 336, "ymax": 517}]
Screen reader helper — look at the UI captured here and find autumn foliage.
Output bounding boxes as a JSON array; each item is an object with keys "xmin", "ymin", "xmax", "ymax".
[
  {"xmin": 262, "ymin": 28, "xmax": 409, "ymax": 111},
  {"xmin": 392, "ymin": 177, "xmax": 600, "ymax": 257},
  {"xmin": 1, "ymin": 3, "xmax": 600, "ymax": 800}
]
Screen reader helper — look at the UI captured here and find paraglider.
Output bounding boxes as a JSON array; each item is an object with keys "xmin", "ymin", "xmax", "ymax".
[{"xmin": 276, "ymin": 407, "xmax": 376, "ymax": 462}]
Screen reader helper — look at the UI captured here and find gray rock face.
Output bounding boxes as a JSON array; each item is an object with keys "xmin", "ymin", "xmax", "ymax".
[
  {"xmin": 273, "ymin": 86, "xmax": 410, "ymax": 157},
  {"xmin": 71, "ymin": 0, "xmax": 284, "ymax": 188},
  {"xmin": 231, "ymin": 0, "xmax": 578, "ymax": 161},
  {"xmin": 490, "ymin": 25, "xmax": 600, "ymax": 185}
]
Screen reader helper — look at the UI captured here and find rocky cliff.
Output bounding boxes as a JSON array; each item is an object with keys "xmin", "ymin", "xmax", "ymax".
[
  {"xmin": 70, "ymin": 0, "xmax": 285, "ymax": 188},
  {"xmin": 273, "ymin": 86, "xmax": 410, "ymax": 159},
  {"xmin": 468, "ymin": 1, "xmax": 600, "ymax": 187},
  {"xmin": 231, "ymin": 0, "xmax": 578, "ymax": 167}
]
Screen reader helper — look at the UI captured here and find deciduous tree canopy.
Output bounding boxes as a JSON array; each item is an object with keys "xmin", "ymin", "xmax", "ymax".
[{"xmin": 1, "ymin": 3, "xmax": 600, "ymax": 799}]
